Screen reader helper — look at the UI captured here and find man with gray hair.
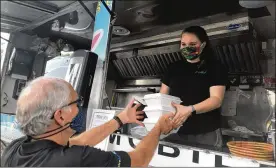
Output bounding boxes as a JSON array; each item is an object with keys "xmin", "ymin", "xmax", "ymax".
[{"xmin": 1, "ymin": 77, "xmax": 176, "ymax": 167}]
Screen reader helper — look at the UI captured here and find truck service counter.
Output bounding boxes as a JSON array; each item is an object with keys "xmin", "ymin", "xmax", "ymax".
[
  {"xmin": 1, "ymin": 112, "xmax": 275, "ymax": 167},
  {"xmin": 107, "ymin": 133, "xmax": 275, "ymax": 167}
]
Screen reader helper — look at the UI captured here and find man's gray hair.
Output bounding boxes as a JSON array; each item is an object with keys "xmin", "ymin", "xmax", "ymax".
[{"xmin": 16, "ymin": 77, "xmax": 72, "ymax": 136}]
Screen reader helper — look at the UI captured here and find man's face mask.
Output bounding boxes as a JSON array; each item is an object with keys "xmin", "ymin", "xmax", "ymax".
[
  {"xmin": 32, "ymin": 97, "xmax": 85, "ymax": 140},
  {"xmin": 59, "ymin": 96, "xmax": 85, "ymax": 133},
  {"xmin": 70, "ymin": 102, "xmax": 85, "ymax": 133},
  {"xmin": 180, "ymin": 42, "xmax": 206, "ymax": 60}
]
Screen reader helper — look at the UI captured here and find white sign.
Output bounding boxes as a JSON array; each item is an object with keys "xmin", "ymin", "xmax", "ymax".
[{"xmin": 89, "ymin": 109, "xmax": 116, "ymax": 150}]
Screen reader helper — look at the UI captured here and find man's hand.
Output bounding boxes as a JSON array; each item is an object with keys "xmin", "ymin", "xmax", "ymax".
[
  {"xmin": 155, "ymin": 112, "xmax": 175, "ymax": 135},
  {"xmin": 117, "ymin": 99, "xmax": 145, "ymax": 127},
  {"xmin": 128, "ymin": 112, "xmax": 174, "ymax": 167},
  {"xmin": 171, "ymin": 102, "xmax": 192, "ymax": 128}
]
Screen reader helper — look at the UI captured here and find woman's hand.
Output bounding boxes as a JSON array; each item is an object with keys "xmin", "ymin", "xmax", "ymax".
[
  {"xmin": 171, "ymin": 102, "xmax": 193, "ymax": 128},
  {"xmin": 155, "ymin": 112, "xmax": 175, "ymax": 135},
  {"xmin": 117, "ymin": 99, "xmax": 145, "ymax": 127}
]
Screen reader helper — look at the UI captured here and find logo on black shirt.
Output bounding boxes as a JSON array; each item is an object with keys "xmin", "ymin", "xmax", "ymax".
[{"xmin": 195, "ymin": 70, "xmax": 207, "ymax": 74}]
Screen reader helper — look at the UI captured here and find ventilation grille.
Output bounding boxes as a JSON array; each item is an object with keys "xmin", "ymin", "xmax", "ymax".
[
  {"xmin": 113, "ymin": 41, "xmax": 262, "ymax": 79},
  {"xmin": 214, "ymin": 41, "xmax": 261, "ymax": 74},
  {"xmin": 113, "ymin": 52, "xmax": 183, "ymax": 78}
]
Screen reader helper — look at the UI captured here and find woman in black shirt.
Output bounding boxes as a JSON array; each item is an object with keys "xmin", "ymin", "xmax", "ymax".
[{"xmin": 160, "ymin": 26, "xmax": 228, "ymax": 147}]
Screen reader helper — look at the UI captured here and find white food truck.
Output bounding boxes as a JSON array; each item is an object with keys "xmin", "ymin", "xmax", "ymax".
[{"xmin": 1, "ymin": 0, "xmax": 275, "ymax": 167}]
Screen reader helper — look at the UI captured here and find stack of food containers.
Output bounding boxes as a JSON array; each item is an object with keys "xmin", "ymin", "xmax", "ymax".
[{"xmin": 141, "ymin": 93, "xmax": 182, "ymax": 139}]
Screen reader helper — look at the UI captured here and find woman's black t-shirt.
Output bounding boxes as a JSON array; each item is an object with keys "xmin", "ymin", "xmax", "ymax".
[{"xmin": 161, "ymin": 60, "xmax": 228, "ymax": 135}]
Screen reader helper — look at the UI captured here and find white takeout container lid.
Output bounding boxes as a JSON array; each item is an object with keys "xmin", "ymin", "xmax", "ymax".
[
  {"xmin": 133, "ymin": 93, "xmax": 182, "ymax": 107},
  {"xmin": 133, "ymin": 96, "xmax": 146, "ymax": 105},
  {"xmin": 144, "ymin": 105, "xmax": 175, "ymax": 112},
  {"xmin": 144, "ymin": 93, "xmax": 181, "ymax": 101}
]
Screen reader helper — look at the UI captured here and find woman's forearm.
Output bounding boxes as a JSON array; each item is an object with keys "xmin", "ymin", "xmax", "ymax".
[
  {"xmin": 69, "ymin": 119, "xmax": 120, "ymax": 147},
  {"xmin": 193, "ymin": 96, "xmax": 222, "ymax": 114}
]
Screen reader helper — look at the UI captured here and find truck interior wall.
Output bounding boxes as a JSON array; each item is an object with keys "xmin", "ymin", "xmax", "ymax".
[
  {"xmin": 102, "ymin": 80, "xmax": 116, "ymax": 109},
  {"xmin": 222, "ymin": 38, "xmax": 275, "ymax": 139},
  {"xmin": 221, "ymin": 87, "xmax": 273, "ymax": 132},
  {"xmin": 261, "ymin": 39, "xmax": 275, "ymax": 77},
  {"xmin": 104, "ymin": 37, "xmax": 275, "ymax": 141}
]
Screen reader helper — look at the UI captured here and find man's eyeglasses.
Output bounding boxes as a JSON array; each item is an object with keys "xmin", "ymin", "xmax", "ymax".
[{"xmin": 50, "ymin": 97, "xmax": 84, "ymax": 119}]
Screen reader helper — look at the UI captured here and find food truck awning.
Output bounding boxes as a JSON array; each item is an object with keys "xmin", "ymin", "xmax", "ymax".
[
  {"xmin": 1, "ymin": 0, "xmax": 274, "ymax": 43},
  {"xmin": 0, "ymin": 1, "xmax": 97, "ymax": 43}
]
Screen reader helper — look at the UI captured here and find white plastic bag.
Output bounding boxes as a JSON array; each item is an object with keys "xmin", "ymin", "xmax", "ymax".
[
  {"xmin": 130, "ymin": 126, "xmax": 148, "ymax": 139},
  {"xmin": 130, "ymin": 125, "xmax": 180, "ymax": 140}
]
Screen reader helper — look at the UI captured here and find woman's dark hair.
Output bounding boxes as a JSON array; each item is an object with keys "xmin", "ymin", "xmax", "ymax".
[{"xmin": 182, "ymin": 26, "xmax": 215, "ymax": 67}]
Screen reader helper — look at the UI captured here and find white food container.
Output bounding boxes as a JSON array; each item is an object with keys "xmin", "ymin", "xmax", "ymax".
[
  {"xmin": 131, "ymin": 93, "xmax": 182, "ymax": 139},
  {"xmin": 143, "ymin": 93, "xmax": 182, "ymax": 111},
  {"xmin": 130, "ymin": 126, "xmax": 148, "ymax": 139},
  {"xmin": 143, "ymin": 106, "xmax": 175, "ymax": 123},
  {"xmin": 143, "ymin": 105, "xmax": 179, "ymax": 139}
]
